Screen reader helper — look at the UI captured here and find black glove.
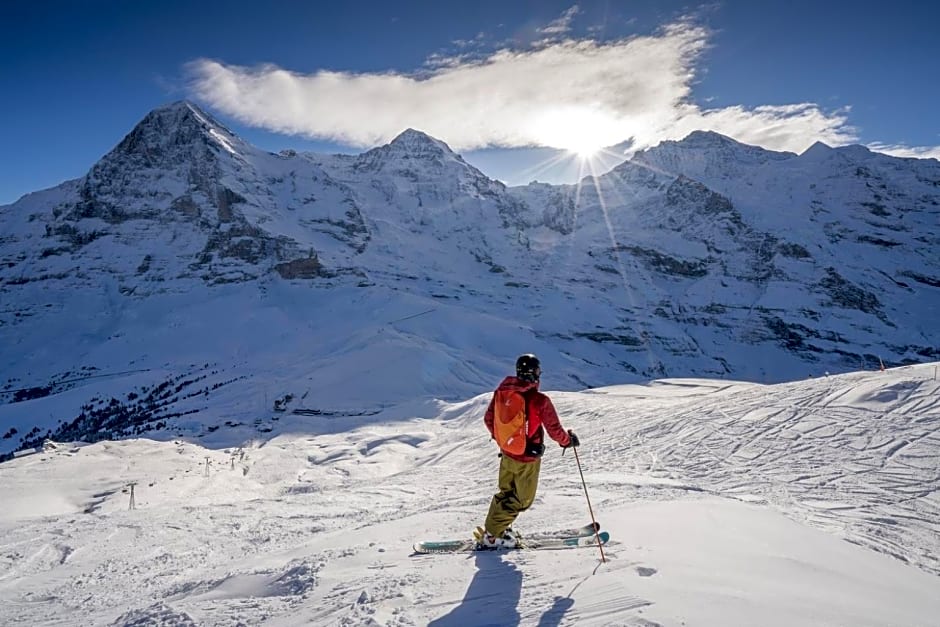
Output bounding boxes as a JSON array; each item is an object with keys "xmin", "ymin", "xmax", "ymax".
[
  {"xmin": 565, "ymin": 429, "xmax": 580, "ymax": 448},
  {"xmin": 525, "ymin": 441, "xmax": 545, "ymax": 457}
]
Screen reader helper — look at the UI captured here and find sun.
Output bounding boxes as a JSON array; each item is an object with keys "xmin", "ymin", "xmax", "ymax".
[
  {"xmin": 529, "ymin": 107, "xmax": 617, "ymax": 160},
  {"xmin": 569, "ymin": 142, "xmax": 604, "ymax": 160}
]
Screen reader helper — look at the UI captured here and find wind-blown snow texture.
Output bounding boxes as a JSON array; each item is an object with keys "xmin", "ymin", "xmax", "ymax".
[
  {"xmin": 1, "ymin": 101, "xmax": 938, "ymax": 459},
  {"xmin": 0, "ymin": 365, "xmax": 938, "ymax": 626}
]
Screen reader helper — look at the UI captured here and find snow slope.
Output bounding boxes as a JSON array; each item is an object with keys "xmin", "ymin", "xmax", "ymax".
[{"xmin": 1, "ymin": 363, "xmax": 937, "ymax": 626}]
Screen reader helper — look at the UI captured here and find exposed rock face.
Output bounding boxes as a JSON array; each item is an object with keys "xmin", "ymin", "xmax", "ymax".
[
  {"xmin": 65, "ymin": 102, "xmax": 235, "ymax": 224},
  {"xmin": 274, "ymin": 256, "xmax": 329, "ymax": 279}
]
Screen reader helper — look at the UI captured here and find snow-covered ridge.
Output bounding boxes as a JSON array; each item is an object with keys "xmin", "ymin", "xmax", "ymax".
[
  {"xmin": 633, "ymin": 129, "xmax": 796, "ymax": 174},
  {"xmin": 0, "ymin": 101, "xmax": 938, "ymax": 460}
]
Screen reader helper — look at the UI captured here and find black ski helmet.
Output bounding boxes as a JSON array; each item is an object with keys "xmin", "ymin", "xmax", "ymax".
[{"xmin": 515, "ymin": 354, "xmax": 541, "ymax": 382}]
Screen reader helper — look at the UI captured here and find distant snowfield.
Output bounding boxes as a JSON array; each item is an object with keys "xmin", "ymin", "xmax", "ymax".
[{"xmin": 1, "ymin": 364, "xmax": 938, "ymax": 626}]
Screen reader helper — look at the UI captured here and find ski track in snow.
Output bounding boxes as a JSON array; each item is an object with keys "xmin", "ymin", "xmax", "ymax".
[
  {"xmin": 580, "ymin": 371, "xmax": 940, "ymax": 574},
  {"xmin": 0, "ymin": 365, "xmax": 938, "ymax": 626}
]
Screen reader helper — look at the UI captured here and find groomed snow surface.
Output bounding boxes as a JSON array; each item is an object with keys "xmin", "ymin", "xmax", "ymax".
[{"xmin": 1, "ymin": 363, "xmax": 939, "ymax": 626}]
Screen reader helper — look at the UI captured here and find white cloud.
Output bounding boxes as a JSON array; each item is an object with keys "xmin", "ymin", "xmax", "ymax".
[
  {"xmin": 538, "ymin": 5, "xmax": 581, "ymax": 35},
  {"xmin": 185, "ymin": 20, "xmax": 874, "ymax": 156},
  {"xmin": 867, "ymin": 143, "xmax": 940, "ymax": 161}
]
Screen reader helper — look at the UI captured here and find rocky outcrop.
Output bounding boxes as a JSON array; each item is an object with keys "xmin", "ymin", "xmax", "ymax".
[{"xmin": 275, "ymin": 255, "xmax": 330, "ymax": 279}]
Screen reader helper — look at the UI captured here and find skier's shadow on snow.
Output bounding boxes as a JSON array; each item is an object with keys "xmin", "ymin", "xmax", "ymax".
[
  {"xmin": 535, "ymin": 596, "xmax": 574, "ymax": 627},
  {"xmin": 428, "ymin": 552, "xmax": 573, "ymax": 627},
  {"xmin": 429, "ymin": 552, "xmax": 524, "ymax": 627}
]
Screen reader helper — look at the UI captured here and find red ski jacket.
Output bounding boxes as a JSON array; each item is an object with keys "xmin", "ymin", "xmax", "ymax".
[{"xmin": 484, "ymin": 376, "xmax": 571, "ymax": 462}]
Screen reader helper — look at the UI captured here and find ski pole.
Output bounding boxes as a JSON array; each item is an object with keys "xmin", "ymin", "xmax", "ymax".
[{"xmin": 572, "ymin": 444, "xmax": 606, "ymax": 563}]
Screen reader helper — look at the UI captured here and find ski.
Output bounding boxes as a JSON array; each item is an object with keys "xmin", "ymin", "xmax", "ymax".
[
  {"xmin": 470, "ymin": 522, "xmax": 600, "ymax": 542},
  {"xmin": 412, "ymin": 539, "xmax": 479, "ymax": 554},
  {"xmin": 519, "ymin": 531, "xmax": 610, "ymax": 551},
  {"xmin": 413, "ymin": 530, "xmax": 609, "ymax": 554},
  {"xmin": 521, "ymin": 522, "xmax": 601, "ymax": 540}
]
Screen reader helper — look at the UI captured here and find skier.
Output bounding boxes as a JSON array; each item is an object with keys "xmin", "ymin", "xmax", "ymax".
[{"xmin": 478, "ymin": 354, "xmax": 579, "ymax": 548}]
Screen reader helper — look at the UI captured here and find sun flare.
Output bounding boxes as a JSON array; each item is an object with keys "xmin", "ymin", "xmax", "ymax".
[
  {"xmin": 571, "ymin": 143, "xmax": 603, "ymax": 160},
  {"xmin": 530, "ymin": 107, "xmax": 618, "ymax": 159}
]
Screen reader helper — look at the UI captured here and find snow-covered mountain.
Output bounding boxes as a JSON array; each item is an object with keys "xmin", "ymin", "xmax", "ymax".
[
  {"xmin": 1, "ymin": 101, "xmax": 939, "ymax": 457},
  {"xmin": 1, "ymin": 365, "xmax": 938, "ymax": 626}
]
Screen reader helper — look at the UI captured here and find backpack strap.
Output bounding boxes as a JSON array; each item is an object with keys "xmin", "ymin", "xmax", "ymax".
[{"xmin": 523, "ymin": 392, "xmax": 529, "ymax": 438}]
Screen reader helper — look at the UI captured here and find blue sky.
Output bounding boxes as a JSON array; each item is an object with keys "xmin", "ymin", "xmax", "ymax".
[{"xmin": 1, "ymin": 0, "xmax": 938, "ymax": 204}]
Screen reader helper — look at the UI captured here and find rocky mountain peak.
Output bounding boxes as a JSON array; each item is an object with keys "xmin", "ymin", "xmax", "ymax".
[
  {"xmin": 387, "ymin": 128, "xmax": 455, "ymax": 155},
  {"xmin": 667, "ymin": 130, "xmax": 793, "ymax": 160},
  {"xmin": 802, "ymin": 140, "xmax": 834, "ymax": 154},
  {"xmin": 110, "ymin": 100, "xmax": 246, "ymax": 165},
  {"xmin": 63, "ymin": 101, "xmax": 250, "ymax": 227},
  {"xmin": 632, "ymin": 130, "xmax": 796, "ymax": 180},
  {"xmin": 833, "ymin": 143, "xmax": 875, "ymax": 161},
  {"xmin": 352, "ymin": 127, "xmax": 491, "ymax": 188},
  {"xmin": 679, "ymin": 130, "xmax": 744, "ymax": 148},
  {"xmin": 352, "ymin": 127, "xmax": 462, "ymax": 171}
]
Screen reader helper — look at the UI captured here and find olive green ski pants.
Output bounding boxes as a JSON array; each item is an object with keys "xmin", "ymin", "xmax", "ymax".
[{"xmin": 484, "ymin": 455, "xmax": 542, "ymax": 536}]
